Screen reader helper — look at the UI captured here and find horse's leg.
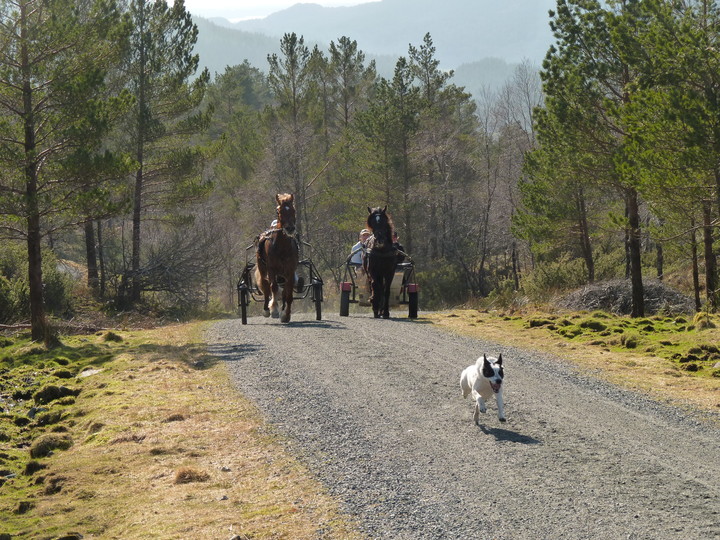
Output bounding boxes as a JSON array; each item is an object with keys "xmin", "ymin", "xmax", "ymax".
[
  {"xmin": 382, "ymin": 270, "xmax": 393, "ymax": 319},
  {"xmin": 255, "ymin": 264, "xmax": 271, "ymax": 317},
  {"xmin": 268, "ymin": 272, "xmax": 280, "ymax": 318},
  {"xmin": 280, "ymin": 272, "xmax": 294, "ymax": 323},
  {"xmin": 370, "ymin": 275, "xmax": 381, "ymax": 318}
]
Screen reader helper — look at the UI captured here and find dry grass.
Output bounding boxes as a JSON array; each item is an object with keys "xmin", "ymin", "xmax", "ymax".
[
  {"xmin": 2, "ymin": 323, "xmax": 363, "ymax": 539},
  {"xmin": 426, "ymin": 310, "xmax": 720, "ymax": 414},
  {"xmin": 7, "ymin": 309, "xmax": 717, "ymax": 539}
]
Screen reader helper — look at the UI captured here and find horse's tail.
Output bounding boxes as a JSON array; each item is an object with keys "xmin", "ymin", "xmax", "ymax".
[{"xmin": 254, "ymin": 264, "xmax": 263, "ymax": 285}]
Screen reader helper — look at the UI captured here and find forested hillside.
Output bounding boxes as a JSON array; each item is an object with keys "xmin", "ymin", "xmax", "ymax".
[{"xmin": 1, "ymin": 0, "xmax": 720, "ymax": 343}]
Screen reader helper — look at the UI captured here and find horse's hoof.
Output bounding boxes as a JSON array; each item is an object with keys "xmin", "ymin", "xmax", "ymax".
[
  {"xmin": 271, "ymin": 311, "xmax": 280, "ymax": 319},
  {"xmin": 263, "ymin": 310, "xmax": 270, "ymax": 318},
  {"xmin": 382, "ymin": 312, "xmax": 390, "ymax": 319},
  {"xmin": 280, "ymin": 314, "xmax": 290, "ymax": 323}
]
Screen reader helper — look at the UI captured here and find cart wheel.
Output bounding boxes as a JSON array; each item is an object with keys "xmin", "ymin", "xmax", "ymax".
[
  {"xmin": 408, "ymin": 290, "xmax": 418, "ymax": 319},
  {"xmin": 313, "ymin": 282, "xmax": 322, "ymax": 321},
  {"xmin": 340, "ymin": 289, "xmax": 350, "ymax": 317},
  {"xmin": 240, "ymin": 288, "xmax": 249, "ymax": 325}
]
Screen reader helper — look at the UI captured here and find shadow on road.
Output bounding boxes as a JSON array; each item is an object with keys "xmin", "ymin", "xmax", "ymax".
[
  {"xmin": 478, "ymin": 425, "xmax": 541, "ymax": 445},
  {"xmin": 206, "ymin": 342, "xmax": 264, "ymax": 361},
  {"xmin": 279, "ymin": 320, "xmax": 347, "ymax": 329}
]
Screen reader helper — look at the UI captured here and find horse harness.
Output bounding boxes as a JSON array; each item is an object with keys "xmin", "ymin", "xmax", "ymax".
[
  {"xmin": 256, "ymin": 228, "xmax": 299, "ymax": 265},
  {"xmin": 363, "ymin": 235, "xmax": 407, "ymax": 261}
]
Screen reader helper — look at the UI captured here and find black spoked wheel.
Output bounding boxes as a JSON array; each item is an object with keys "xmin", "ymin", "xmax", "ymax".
[
  {"xmin": 313, "ymin": 282, "xmax": 323, "ymax": 321},
  {"xmin": 240, "ymin": 288, "xmax": 249, "ymax": 325},
  {"xmin": 340, "ymin": 289, "xmax": 350, "ymax": 317},
  {"xmin": 408, "ymin": 290, "xmax": 418, "ymax": 319}
]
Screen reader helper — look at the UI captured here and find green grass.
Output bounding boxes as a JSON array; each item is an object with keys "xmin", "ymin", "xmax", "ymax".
[{"xmin": 522, "ymin": 312, "xmax": 720, "ymax": 377}]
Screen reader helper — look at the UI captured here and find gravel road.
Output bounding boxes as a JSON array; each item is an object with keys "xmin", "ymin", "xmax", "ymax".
[{"xmin": 206, "ymin": 312, "xmax": 720, "ymax": 539}]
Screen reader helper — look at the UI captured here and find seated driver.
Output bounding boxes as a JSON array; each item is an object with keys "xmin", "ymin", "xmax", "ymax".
[{"xmin": 349, "ymin": 229, "xmax": 372, "ymax": 266}]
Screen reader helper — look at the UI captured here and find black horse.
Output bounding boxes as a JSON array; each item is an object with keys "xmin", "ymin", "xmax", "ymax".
[{"xmin": 363, "ymin": 206, "xmax": 400, "ymax": 319}]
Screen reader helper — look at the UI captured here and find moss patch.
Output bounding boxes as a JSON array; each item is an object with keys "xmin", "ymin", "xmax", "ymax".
[
  {"xmin": 0, "ymin": 324, "xmax": 362, "ymax": 540},
  {"xmin": 427, "ymin": 309, "xmax": 720, "ymax": 412}
]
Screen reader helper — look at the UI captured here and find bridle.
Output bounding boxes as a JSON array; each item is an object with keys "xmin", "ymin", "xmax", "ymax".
[{"xmin": 276, "ymin": 202, "xmax": 297, "ymax": 238}]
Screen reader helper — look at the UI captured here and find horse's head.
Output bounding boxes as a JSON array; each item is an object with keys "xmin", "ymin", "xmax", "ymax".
[
  {"xmin": 366, "ymin": 206, "xmax": 393, "ymax": 249},
  {"xmin": 276, "ymin": 193, "xmax": 296, "ymax": 235}
]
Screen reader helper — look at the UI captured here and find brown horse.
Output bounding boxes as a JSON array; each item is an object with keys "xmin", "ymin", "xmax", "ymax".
[
  {"xmin": 363, "ymin": 206, "xmax": 398, "ymax": 319},
  {"xmin": 255, "ymin": 193, "xmax": 299, "ymax": 323}
]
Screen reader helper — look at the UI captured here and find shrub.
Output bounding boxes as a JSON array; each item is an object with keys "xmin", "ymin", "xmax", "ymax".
[
  {"xmin": 522, "ymin": 254, "xmax": 588, "ymax": 300},
  {"xmin": 693, "ymin": 312, "xmax": 716, "ymax": 330},
  {"xmin": 592, "ymin": 249, "xmax": 626, "ymax": 281},
  {"xmin": 415, "ymin": 260, "xmax": 467, "ymax": 309},
  {"xmin": 485, "ymin": 278, "xmax": 527, "ymax": 310},
  {"xmin": 0, "ymin": 276, "xmax": 17, "ymax": 324},
  {"xmin": 0, "ymin": 241, "xmax": 74, "ymax": 323}
]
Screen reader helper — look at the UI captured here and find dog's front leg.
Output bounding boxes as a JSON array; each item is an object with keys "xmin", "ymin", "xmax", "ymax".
[
  {"xmin": 496, "ymin": 391, "xmax": 506, "ymax": 423},
  {"xmin": 473, "ymin": 393, "xmax": 487, "ymax": 425}
]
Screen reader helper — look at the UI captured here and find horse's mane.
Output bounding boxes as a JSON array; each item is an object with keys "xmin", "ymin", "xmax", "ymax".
[
  {"xmin": 366, "ymin": 207, "xmax": 394, "ymax": 237},
  {"xmin": 277, "ymin": 193, "xmax": 293, "ymax": 206}
]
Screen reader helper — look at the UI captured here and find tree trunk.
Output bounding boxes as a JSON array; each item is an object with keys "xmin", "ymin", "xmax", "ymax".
[
  {"xmin": 626, "ymin": 188, "xmax": 644, "ymax": 317},
  {"xmin": 85, "ymin": 220, "xmax": 99, "ymax": 291},
  {"xmin": 656, "ymin": 241, "xmax": 664, "ymax": 281},
  {"xmin": 702, "ymin": 200, "xmax": 717, "ymax": 310},
  {"xmin": 97, "ymin": 221, "xmax": 106, "ymax": 299},
  {"xmin": 624, "ymin": 203, "xmax": 631, "ymax": 280},
  {"xmin": 511, "ymin": 240, "xmax": 520, "ymax": 291},
  {"xmin": 690, "ymin": 219, "xmax": 701, "ymax": 312},
  {"xmin": 576, "ymin": 188, "xmax": 594, "ymax": 283},
  {"xmin": 131, "ymin": 166, "xmax": 143, "ymax": 302},
  {"xmin": 402, "ymin": 136, "xmax": 412, "ymax": 254},
  {"xmin": 131, "ymin": 0, "xmax": 147, "ymax": 304},
  {"xmin": 21, "ymin": 2, "xmax": 47, "ymax": 342}
]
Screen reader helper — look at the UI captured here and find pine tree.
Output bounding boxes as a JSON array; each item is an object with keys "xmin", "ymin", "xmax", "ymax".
[
  {"xmin": 617, "ymin": 0, "xmax": 720, "ymax": 308},
  {"xmin": 532, "ymin": 0, "xmax": 647, "ymax": 315},
  {"xmin": 266, "ymin": 32, "xmax": 313, "ymax": 240},
  {"xmin": 0, "ymin": 0, "xmax": 131, "ymax": 340},
  {"xmin": 123, "ymin": 0, "xmax": 210, "ymax": 304},
  {"xmin": 355, "ymin": 56, "xmax": 421, "ymax": 251}
]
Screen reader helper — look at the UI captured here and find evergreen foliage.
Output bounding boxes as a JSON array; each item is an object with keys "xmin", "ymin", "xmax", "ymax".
[{"xmin": 5, "ymin": 2, "xmax": 720, "ymax": 321}]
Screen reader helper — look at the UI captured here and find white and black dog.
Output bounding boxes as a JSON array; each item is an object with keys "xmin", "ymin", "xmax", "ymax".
[{"xmin": 460, "ymin": 354, "xmax": 506, "ymax": 424}]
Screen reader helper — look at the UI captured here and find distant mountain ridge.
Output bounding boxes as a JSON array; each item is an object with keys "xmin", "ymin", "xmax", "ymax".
[
  {"xmin": 193, "ymin": 0, "xmax": 556, "ymax": 93},
  {"xmin": 220, "ymin": 0, "xmax": 556, "ymax": 67}
]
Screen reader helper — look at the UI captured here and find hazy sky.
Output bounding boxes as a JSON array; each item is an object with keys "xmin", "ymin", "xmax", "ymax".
[{"xmin": 183, "ymin": 0, "xmax": 377, "ymax": 21}]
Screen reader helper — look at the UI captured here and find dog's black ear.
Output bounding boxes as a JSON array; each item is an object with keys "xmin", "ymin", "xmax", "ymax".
[
  {"xmin": 496, "ymin": 354, "xmax": 503, "ymax": 366},
  {"xmin": 482, "ymin": 359, "xmax": 494, "ymax": 378},
  {"xmin": 482, "ymin": 353, "xmax": 488, "ymax": 363}
]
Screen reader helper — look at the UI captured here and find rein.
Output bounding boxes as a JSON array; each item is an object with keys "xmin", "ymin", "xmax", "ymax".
[
  {"xmin": 264, "ymin": 227, "xmax": 297, "ymax": 241},
  {"xmin": 367, "ymin": 247, "xmax": 399, "ymax": 259}
]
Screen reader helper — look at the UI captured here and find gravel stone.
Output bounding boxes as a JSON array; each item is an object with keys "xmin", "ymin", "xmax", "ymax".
[{"xmin": 206, "ymin": 313, "xmax": 720, "ymax": 539}]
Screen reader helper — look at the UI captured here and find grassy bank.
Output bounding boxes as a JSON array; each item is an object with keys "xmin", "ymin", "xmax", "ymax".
[
  {"xmin": 2, "ymin": 308, "xmax": 718, "ymax": 538},
  {"xmin": 0, "ymin": 323, "xmax": 362, "ymax": 539},
  {"xmin": 427, "ymin": 309, "xmax": 720, "ymax": 414}
]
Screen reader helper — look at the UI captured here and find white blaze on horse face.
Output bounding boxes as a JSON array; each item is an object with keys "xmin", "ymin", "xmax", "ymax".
[{"xmin": 375, "ymin": 215, "xmax": 381, "ymax": 224}]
